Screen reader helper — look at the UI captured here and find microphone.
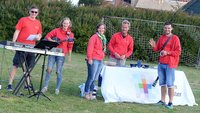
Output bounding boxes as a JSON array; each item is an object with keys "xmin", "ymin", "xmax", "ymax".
[
  {"xmin": 66, "ymin": 31, "xmax": 74, "ymax": 42},
  {"xmin": 66, "ymin": 32, "xmax": 70, "ymax": 37}
]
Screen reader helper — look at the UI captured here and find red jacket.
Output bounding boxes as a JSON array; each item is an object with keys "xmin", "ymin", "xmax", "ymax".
[
  {"xmin": 108, "ymin": 32, "xmax": 134, "ymax": 58},
  {"xmin": 153, "ymin": 34, "xmax": 181, "ymax": 68},
  {"xmin": 87, "ymin": 34, "xmax": 105, "ymax": 61},
  {"xmin": 45, "ymin": 28, "xmax": 74, "ymax": 56}
]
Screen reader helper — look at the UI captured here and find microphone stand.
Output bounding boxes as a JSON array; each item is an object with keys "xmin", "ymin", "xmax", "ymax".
[{"xmin": 29, "ymin": 46, "xmax": 51, "ymax": 101}]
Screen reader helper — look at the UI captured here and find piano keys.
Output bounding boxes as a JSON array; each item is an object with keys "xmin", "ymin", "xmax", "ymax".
[{"xmin": 0, "ymin": 41, "xmax": 64, "ymax": 56}]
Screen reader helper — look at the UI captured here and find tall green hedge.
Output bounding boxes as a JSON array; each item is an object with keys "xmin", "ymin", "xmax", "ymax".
[{"xmin": 0, "ymin": 0, "xmax": 200, "ymax": 61}]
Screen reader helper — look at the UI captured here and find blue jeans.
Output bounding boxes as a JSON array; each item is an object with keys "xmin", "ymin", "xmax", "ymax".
[
  {"xmin": 43, "ymin": 55, "xmax": 65, "ymax": 90},
  {"xmin": 158, "ymin": 63, "xmax": 175, "ymax": 87},
  {"xmin": 84, "ymin": 59, "xmax": 103, "ymax": 94}
]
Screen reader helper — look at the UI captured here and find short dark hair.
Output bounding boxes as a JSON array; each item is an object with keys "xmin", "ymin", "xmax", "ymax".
[
  {"xmin": 164, "ymin": 21, "xmax": 173, "ymax": 27},
  {"xmin": 28, "ymin": 5, "xmax": 39, "ymax": 12}
]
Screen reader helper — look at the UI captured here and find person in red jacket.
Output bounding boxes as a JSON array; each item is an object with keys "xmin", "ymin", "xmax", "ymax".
[
  {"xmin": 41, "ymin": 17, "xmax": 74, "ymax": 95},
  {"xmin": 7, "ymin": 5, "xmax": 42, "ymax": 91},
  {"xmin": 108, "ymin": 20, "xmax": 134, "ymax": 66},
  {"xmin": 84, "ymin": 23, "xmax": 107, "ymax": 100},
  {"xmin": 149, "ymin": 22, "xmax": 181, "ymax": 109}
]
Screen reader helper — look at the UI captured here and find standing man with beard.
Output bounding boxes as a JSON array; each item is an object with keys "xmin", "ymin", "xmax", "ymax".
[
  {"xmin": 108, "ymin": 20, "xmax": 134, "ymax": 66},
  {"xmin": 149, "ymin": 22, "xmax": 181, "ymax": 109}
]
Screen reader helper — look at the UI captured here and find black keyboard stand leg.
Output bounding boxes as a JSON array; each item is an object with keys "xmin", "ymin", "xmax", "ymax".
[
  {"xmin": 13, "ymin": 74, "xmax": 26, "ymax": 95},
  {"xmin": 13, "ymin": 54, "xmax": 40, "ymax": 96}
]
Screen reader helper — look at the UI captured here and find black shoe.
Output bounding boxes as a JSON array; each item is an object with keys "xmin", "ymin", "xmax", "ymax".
[
  {"xmin": 7, "ymin": 84, "xmax": 13, "ymax": 91},
  {"xmin": 155, "ymin": 100, "xmax": 166, "ymax": 106},
  {"xmin": 24, "ymin": 85, "xmax": 33, "ymax": 90},
  {"xmin": 165, "ymin": 102, "xmax": 173, "ymax": 109}
]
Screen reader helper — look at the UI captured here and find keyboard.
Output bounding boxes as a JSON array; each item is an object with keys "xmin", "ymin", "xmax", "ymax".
[{"xmin": 0, "ymin": 41, "xmax": 64, "ymax": 56}]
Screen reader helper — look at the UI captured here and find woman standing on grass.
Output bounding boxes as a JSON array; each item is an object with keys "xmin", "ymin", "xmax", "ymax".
[
  {"xmin": 84, "ymin": 23, "xmax": 107, "ymax": 100},
  {"xmin": 41, "ymin": 17, "xmax": 74, "ymax": 95}
]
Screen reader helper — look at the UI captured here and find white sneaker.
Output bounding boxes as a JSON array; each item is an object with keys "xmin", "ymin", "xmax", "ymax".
[
  {"xmin": 89, "ymin": 93, "xmax": 96, "ymax": 100},
  {"xmin": 90, "ymin": 95, "xmax": 97, "ymax": 100},
  {"xmin": 41, "ymin": 87, "xmax": 48, "ymax": 93},
  {"xmin": 55, "ymin": 89, "xmax": 59, "ymax": 95}
]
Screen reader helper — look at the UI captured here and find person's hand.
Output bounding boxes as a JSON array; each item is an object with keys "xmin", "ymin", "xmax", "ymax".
[
  {"xmin": 120, "ymin": 55, "xmax": 126, "ymax": 60},
  {"xmin": 35, "ymin": 34, "xmax": 41, "ymax": 41},
  {"xmin": 51, "ymin": 40, "xmax": 57, "ymax": 42},
  {"xmin": 149, "ymin": 38, "xmax": 156, "ymax": 47},
  {"xmin": 68, "ymin": 56, "xmax": 71, "ymax": 63},
  {"xmin": 47, "ymin": 38, "xmax": 56, "ymax": 42},
  {"xmin": 88, "ymin": 60, "xmax": 93, "ymax": 65},
  {"xmin": 160, "ymin": 50, "xmax": 168, "ymax": 56},
  {"xmin": 114, "ymin": 52, "xmax": 121, "ymax": 59}
]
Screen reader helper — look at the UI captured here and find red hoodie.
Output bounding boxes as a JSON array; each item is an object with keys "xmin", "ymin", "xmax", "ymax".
[
  {"xmin": 108, "ymin": 32, "xmax": 134, "ymax": 58},
  {"xmin": 45, "ymin": 28, "xmax": 74, "ymax": 56},
  {"xmin": 153, "ymin": 34, "xmax": 181, "ymax": 68},
  {"xmin": 87, "ymin": 34, "xmax": 105, "ymax": 61}
]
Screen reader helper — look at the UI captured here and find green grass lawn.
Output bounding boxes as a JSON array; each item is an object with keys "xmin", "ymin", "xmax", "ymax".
[{"xmin": 0, "ymin": 50, "xmax": 199, "ymax": 113}]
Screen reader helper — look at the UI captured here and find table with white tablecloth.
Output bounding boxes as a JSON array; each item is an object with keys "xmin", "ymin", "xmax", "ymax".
[{"xmin": 101, "ymin": 66, "xmax": 197, "ymax": 106}]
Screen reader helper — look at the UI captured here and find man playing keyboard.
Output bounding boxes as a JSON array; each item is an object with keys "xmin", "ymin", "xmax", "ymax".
[{"xmin": 7, "ymin": 5, "xmax": 42, "ymax": 91}]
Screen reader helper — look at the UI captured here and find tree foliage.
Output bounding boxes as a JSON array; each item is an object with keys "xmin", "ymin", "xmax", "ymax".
[{"xmin": 0, "ymin": 0, "xmax": 200, "ymax": 63}]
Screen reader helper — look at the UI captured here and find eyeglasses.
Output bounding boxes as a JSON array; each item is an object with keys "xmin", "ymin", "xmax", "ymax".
[{"xmin": 31, "ymin": 11, "xmax": 38, "ymax": 14}]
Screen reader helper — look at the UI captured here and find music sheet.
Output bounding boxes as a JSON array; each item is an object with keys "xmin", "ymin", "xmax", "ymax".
[{"xmin": 27, "ymin": 35, "xmax": 37, "ymax": 41}]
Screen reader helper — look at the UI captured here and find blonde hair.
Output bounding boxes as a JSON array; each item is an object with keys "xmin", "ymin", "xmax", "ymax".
[{"xmin": 60, "ymin": 17, "xmax": 72, "ymax": 28}]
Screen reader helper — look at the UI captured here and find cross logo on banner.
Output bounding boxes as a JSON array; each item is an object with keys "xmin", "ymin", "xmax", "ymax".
[{"xmin": 139, "ymin": 79, "xmax": 152, "ymax": 94}]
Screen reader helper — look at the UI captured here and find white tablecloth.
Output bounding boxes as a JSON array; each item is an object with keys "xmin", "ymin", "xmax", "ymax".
[{"xmin": 101, "ymin": 66, "xmax": 197, "ymax": 106}]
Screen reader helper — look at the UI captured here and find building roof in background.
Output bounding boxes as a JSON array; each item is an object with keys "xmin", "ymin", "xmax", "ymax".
[
  {"xmin": 135, "ymin": 0, "xmax": 188, "ymax": 11},
  {"xmin": 182, "ymin": 0, "xmax": 200, "ymax": 15},
  {"xmin": 103, "ymin": 0, "xmax": 189, "ymax": 11}
]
